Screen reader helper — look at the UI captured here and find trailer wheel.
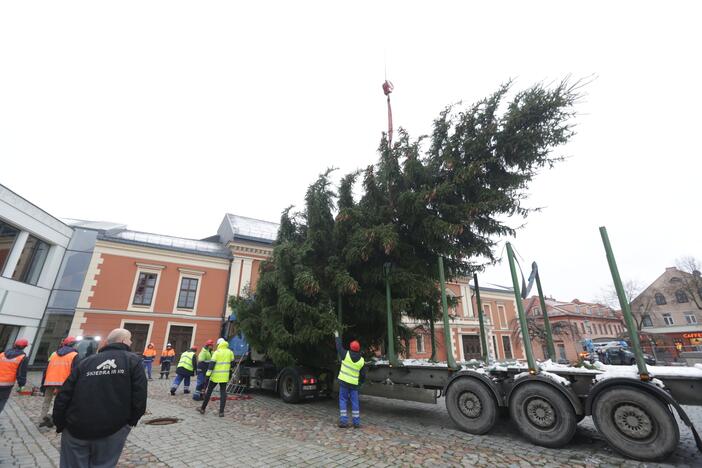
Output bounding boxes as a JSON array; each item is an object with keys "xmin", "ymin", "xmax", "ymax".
[
  {"xmin": 278, "ymin": 369, "xmax": 300, "ymax": 403},
  {"xmin": 592, "ymin": 386, "xmax": 679, "ymax": 461},
  {"xmin": 445, "ymin": 378, "xmax": 497, "ymax": 434},
  {"xmin": 509, "ymin": 382, "xmax": 577, "ymax": 448}
]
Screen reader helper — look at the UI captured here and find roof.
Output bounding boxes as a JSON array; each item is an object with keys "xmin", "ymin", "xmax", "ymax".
[
  {"xmin": 522, "ymin": 295, "xmax": 618, "ymax": 319},
  {"xmin": 99, "ymin": 229, "xmax": 231, "ymax": 259},
  {"xmin": 218, "ymin": 213, "xmax": 279, "ymax": 245},
  {"xmin": 63, "ymin": 218, "xmax": 127, "ymax": 233}
]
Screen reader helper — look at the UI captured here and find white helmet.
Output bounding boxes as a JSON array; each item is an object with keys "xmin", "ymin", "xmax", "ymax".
[{"xmin": 216, "ymin": 338, "xmax": 225, "ymax": 345}]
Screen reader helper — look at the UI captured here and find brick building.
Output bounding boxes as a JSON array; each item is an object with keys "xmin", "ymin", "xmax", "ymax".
[{"xmin": 522, "ymin": 296, "xmax": 624, "ymax": 363}]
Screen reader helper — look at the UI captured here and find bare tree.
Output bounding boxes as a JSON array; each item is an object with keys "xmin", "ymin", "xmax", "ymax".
[
  {"xmin": 598, "ymin": 280, "xmax": 656, "ymax": 331},
  {"xmin": 672, "ymin": 257, "xmax": 702, "ymax": 310},
  {"xmin": 511, "ymin": 316, "xmax": 580, "ymax": 347}
]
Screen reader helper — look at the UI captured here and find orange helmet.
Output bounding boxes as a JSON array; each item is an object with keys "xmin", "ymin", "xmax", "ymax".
[
  {"xmin": 350, "ymin": 340, "xmax": 360, "ymax": 352},
  {"xmin": 205, "ymin": 339, "xmax": 215, "ymax": 346},
  {"xmin": 63, "ymin": 336, "xmax": 77, "ymax": 346}
]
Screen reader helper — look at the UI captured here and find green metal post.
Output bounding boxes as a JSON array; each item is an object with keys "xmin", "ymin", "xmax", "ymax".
[
  {"xmin": 384, "ymin": 263, "xmax": 399, "ymax": 366},
  {"xmin": 438, "ymin": 257, "xmax": 459, "ymax": 369},
  {"xmin": 429, "ymin": 319, "xmax": 437, "ymax": 362},
  {"xmin": 534, "ymin": 267, "xmax": 556, "ymax": 361},
  {"xmin": 506, "ymin": 243, "xmax": 537, "ymax": 373},
  {"xmin": 599, "ymin": 227, "xmax": 650, "ymax": 380},
  {"xmin": 473, "ymin": 274, "xmax": 489, "ymax": 363}
]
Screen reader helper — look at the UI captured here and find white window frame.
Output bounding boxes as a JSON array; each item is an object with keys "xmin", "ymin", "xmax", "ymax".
[
  {"xmin": 663, "ymin": 313, "xmax": 674, "ymax": 326},
  {"xmin": 497, "ymin": 304, "xmax": 508, "ymax": 330},
  {"xmin": 173, "ymin": 268, "xmax": 205, "ymax": 316},
  {"xmin": 163, "ymin": 321, "xmax": 197, "ymax": 350},
  {"xmin": 127, "ymin": 263, "xmax": 165, "ymax": 313},
  {"xmin": 501, "ymin": 335, "xmax": 513, "ymax": 360},
  {"xmin": 416, "ymin": 334, "xmax": 425, "ymax": 353},
  {"xmin": 483, "ymin": 303, "xmax": 493, "ymax": 325},
  {"xmin": 119, "ymin": 319, "xmax": 154, "ymax": 347},
  {"xmin": 685, "ymin": 313, "xmax": 698, "ymax": 325},
  {"xmin": 533, "ymin": 307, "xmax": 541, "ymax": 317}
]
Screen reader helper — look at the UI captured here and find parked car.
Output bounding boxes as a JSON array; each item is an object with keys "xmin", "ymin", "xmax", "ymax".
[{"xmin": 587, "ymin": 346, "xmax": 656, "ymax": 366}]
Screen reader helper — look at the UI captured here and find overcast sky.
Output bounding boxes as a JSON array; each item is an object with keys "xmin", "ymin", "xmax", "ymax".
[{"xmin": 1, "ymin": 1, "xmax": 700, "ymax": 303}]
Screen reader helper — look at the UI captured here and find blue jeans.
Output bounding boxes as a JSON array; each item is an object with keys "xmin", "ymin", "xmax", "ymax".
[
  {"xmin": 171, "ymin": 374, "xmax": 191, "ymax": 392},
  {"xmin": 143, "ymin": 360, "xmax": 153, "ymax": 379},
  {"xmin": 193, "ymin": 371, "xmax": 206, "ymax": 400},
  {"xmin": 339, "ymin": 384, "xmax": 360, "ymax": 426}
]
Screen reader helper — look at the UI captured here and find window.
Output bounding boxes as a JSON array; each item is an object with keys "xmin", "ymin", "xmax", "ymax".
[
  {"xmin": 533, "ymin": 307, "xmax": 541, "ymax": 316},
  {"xmin": 663, "ymin": 313, "xmax": 674, "ymax": 326},
  {"xmin": 676, "ymin": 290, "xmax": 689, "ymax": 303},
  {"xmin": 498, "ymin": 305, "xmax": 508, "ymax": 329},
  {"xmin": 492, "ymin": 335, "xmax": 498, "ymax": 360},
  {"xmin": 598, "ymin": 324, "xmax": 604, "ymax": 334},
  {"xmin": 483, "ymin": 304, "xmax": 492, "ymax": 324},
  {"xmin": 501, "ymin": 336, "xmax": 513, "ymax": 359},
  {"xmin": 557, "ymin": 344, "xmax": 567, "ymax": 361},
  {"xmin": 642, "ymin": 315, "xmax": 653, "ymax": 327},
  {"xmin": 0, "ymin": 220, "xmax": 20, "ymax": 274},
  {"xmin": 580, "ymin": 322, "xmax": 585, "ymax": 333},
  {"xmin": 655, "ymin": 293, "xmax": 666, "ymax": 305},
  {"xmin": 177, "ymin": 277, "xmax": 199, "ymax": 309},
  {"xmin": 416, "ymin": 335, "xmax": 425, "ymax": 353},
  {"xmin": 596, "ymin": 308, "xmax": 603, "ymax": 316},
  {"xmin": 12, "ymin": 235, "xmax": 50, "ymax": 285},
  {"xmin": 608, "ymin": 324, "xmax": 613, "ymax": 334},
  {"xmin": 133, "ymin": 272, "xmax": 158, "ymax": 306},
  {"xmin": 685, "ymin": 313, "xmax": 698, "ymax": 325}
]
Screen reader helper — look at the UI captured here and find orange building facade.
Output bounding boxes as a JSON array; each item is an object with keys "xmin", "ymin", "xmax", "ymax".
[
  {"xmin": 69, "ymin": 232, "xmax": 232, "ymax": 358},
  {"xmin": 403, "ymin": 281, "xmax": 526, "ymax": 363}
]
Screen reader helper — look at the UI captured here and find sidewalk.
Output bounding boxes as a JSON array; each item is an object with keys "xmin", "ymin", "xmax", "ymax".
[{"xmin": 0, "ymin": 398, "xmax": 59, "ymax": 467}]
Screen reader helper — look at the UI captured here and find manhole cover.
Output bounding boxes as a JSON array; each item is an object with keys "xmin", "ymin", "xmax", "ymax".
[{"xmin": 144, "ymin": 417, "xmax": 180, "ymax": 425}]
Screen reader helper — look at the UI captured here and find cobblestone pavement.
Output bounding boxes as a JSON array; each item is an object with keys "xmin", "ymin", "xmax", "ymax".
[{"xmin": 1, "ymin": 371, "xmax": 701, "ymax": 467}]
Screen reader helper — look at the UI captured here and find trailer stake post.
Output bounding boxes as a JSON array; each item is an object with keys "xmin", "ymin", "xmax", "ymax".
[
  {"xmin": 534, "ymin": 265, "xmax": 556, "ymax": 361},
  {"xmin": 438, "ymin": 256, "xmax": 459, "ymax": 369},
  {"xmin": 384, "ymin": 262, "xmax": 399, "ymax": 366},
  {"xmin": 506, "ymin": 243, "xmax": 537, "ymax": 373},
  {"xmin": 599, "ymin": 227, "xmax": 650, "ymax": 380},
  {"xmin": 473, "ymin": 274, "xmax": 489, "ymax": 364}
]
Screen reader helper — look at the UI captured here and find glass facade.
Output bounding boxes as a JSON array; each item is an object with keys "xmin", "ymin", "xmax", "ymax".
[
  {"xmin": 12, "ymin": 234, "xmax": 50, "ymax": 285},
  {"xmin": 32, "ymin": 228, "xmax": 98, "ymax": 364},
  {"xmin": 0, "ymin": 220, "xmax": 20, "ymax": 273}
]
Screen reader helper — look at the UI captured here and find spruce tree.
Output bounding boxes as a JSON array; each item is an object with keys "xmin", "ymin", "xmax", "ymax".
[{"xmin": 235, "ymin": 80, "xmax": 581, "ymax": 368}]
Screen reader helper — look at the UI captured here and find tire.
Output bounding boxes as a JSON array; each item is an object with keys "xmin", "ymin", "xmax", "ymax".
[
  {"xmin": 509, "ymin": 382, "xmax": 577, "ymax": 448},
  {"xmin": 628, "ymin": 358, "xmax": 636, "ymax": 365},
  {"xmin": 445, "ymin": 378, "xmax": 498, "ymax": 434},
  {"xmin": 278, "ymin": 369, "xmax": 300, "ymax": 403},
  {"xmin": 592, "ymin": 386, "xmax": 679, "ymax": 461}
]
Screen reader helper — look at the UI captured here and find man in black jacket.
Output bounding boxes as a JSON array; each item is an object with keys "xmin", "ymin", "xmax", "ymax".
[{"xmin": 53, "ymin": 328, "xmax": 147, "ymax": 468}]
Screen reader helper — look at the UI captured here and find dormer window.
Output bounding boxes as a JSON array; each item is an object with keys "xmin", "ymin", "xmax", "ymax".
[
  {"xmin": 676, "ymin": 290, "xmax": 689, "ymax": 303},
  {"xmin": 655, "ymin": 293, "xmax": 666, "ymax": 305}
]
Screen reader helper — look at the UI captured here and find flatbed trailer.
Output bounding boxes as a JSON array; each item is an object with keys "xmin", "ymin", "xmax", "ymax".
[
  {"xmin": 347, "ymin": 232, "xmax": 702, "ymax": 462},
  {"xmin": 361, "ymin": 360, "xmax": 702, "ymax": 461}
]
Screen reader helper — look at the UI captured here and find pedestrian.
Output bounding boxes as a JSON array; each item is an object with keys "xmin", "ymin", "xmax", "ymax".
[
  {"xmin": 142, "ymin": 343, "xmax": 156, "ymax": 380},
  {"xmin": 159, "ymin": 343, "xmax": 175, "ymax": 379},
  {"xmin": 170, "ymin": 346, "xmax": 197, "ymax": 395},
  {"xmin": 334, "ymin": 330, "xmax": 365, "ymax": 428},
  {"xmin": 0, "ymin": 338, "xmax": 29, "ymax": 415},
  {"xmin": 197, "ymin": 339, "xmax": 234, "ymax": 417},
  {"xmin": 193, "ymin": 339, "xmax": 214, "ymax": 401},
  {"xmin": 39, "ymin": 336, "xmax": 79, "ymax": 428},
  {"xmin": 53, "ymin": 328, "xmax": 147, "ymax": 468}
]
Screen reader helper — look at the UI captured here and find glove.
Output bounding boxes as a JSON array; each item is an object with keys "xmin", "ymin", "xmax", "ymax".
[{"xmin": 333, "ymin": 330, "xmax": 339, "ymax": 338}]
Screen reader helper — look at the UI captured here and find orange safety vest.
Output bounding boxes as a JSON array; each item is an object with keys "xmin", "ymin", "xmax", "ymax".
[
  {"xmin": 44, "ymin": 352, "xmax": 77, "ymax": 387},
  {"xmin": 143, "ymin": 348, "xmax": 156, "ymax": 358},
  {"xmin": 0, "ymin": 352, "xmax": 25, "ymax": 387},
  {"xmin": 161, "ymin": 349, "xmax": 175, "ymax": 358}
]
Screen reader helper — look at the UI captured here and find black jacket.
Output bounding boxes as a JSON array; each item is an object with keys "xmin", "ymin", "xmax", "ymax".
[{"xmin": 52, "ymin": 343, "xmax": 147, "ymax": 440}]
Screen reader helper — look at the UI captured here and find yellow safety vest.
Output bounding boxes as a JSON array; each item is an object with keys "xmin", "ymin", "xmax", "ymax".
[
  {"xmin": 338, "ymin": 351, "xmax": 364, "ymax": 386},
  {"xmin": 177, "ymin": 351, "xmax": 195, "ymax": 372},
  {"xmin": 206, "ymin": 344, "xmax": 234, "ymax": 383}
]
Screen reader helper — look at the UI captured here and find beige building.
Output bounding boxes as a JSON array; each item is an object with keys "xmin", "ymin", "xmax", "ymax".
[{"xmin": 631, "ymin": 267, "xmax": 702, "ymax": 357}]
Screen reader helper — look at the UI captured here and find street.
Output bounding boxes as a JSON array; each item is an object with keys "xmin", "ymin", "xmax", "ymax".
[{"xmin": 1, "ymin": 372, "xmax": 700, "ymax": 467}]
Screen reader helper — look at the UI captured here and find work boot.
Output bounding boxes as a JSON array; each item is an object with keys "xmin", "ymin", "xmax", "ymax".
[
  {"xmin": 338, "ymin": 422, "xmax": 348, "ymax": 428},
  {"xmin": 170, "ymin": 389, "xmax": 176, "ymax": 396},
  {"xmin": 184, "ymin": 389, "xmax": 190, "ymax": 394},
  {"xmin": 219, "ymin": 411, "xmax": 224, "ymax": 417},
  {"xmin": 197, "ymin": 408, "xmax": 206, "ymax": 415}
]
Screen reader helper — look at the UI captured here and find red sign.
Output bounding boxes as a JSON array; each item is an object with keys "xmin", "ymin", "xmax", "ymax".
[{"xmin": 683, "ymin": 332, "xmax": 702, "ymax": 339}]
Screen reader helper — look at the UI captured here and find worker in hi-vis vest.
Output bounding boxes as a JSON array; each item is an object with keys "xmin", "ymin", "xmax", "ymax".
[
  {"xmin": 159, "ymin": 344, "xmax": 176, "ymax": 379},
  {"xmin": 197, "ymin": 339, "xmax": 234, "ymax": 417},
  {"xmin": 193, "ymin": 339, "xmax": 215, "ymax": 401},
  {"xmin": 0, "ymin": 338, "xmax": 29, "ymax": 415},
  {"xmin": 335, "ymin": 330, "xmax": 365, "ymax": 428},
  {"xmin": 39, "ymin": 336, "xmax": 79, "ymax": 428},
  {"xmin": 170, "ymin": 346, "xmax": 198, "ymax": 395}
]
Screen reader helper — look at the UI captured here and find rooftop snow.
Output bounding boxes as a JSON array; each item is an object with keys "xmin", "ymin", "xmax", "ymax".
[
  {"xmin": 226, "ymin": 213, "xmax": 279, "ymax": 243},
  {"xmin": 103, "ymin": 230, "xmax": 231, "ymax": 258}
]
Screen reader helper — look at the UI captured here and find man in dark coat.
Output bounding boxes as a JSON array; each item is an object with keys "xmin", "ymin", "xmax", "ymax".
[{"xmin": 53, "ymin": 328, "xmax": 147, "ymax": 468}]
